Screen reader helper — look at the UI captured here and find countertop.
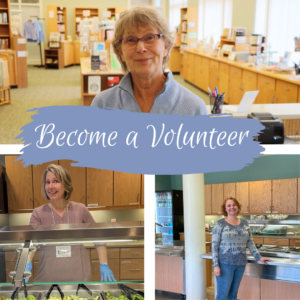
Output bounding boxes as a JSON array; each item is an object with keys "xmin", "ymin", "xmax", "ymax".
[{"xmin": 202, "ymin": 252, "xmax": 300, "ymax": 269}]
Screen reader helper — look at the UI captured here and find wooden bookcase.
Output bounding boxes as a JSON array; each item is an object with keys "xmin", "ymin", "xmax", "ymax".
[
  {"xmin": 46, "ymin": 6, "xmax": 67, "ymax": 41},
  {"xmin": 106, "ymin": 7, "xmax": 124, "ymax": 20},
  {"xmin": 44, "ymin": 48, "xmax": 64, "ymax": 69},
  {"xmin": 0, "ymin": 0, "xmax": 12, "ymax": 49},
  {"xmin": 74, "ymin": 7, "xmax": 99, "ymax": 40},
  {"xmin": 179, "ymin": 7, "xmax": 198, "ymax": 76}
]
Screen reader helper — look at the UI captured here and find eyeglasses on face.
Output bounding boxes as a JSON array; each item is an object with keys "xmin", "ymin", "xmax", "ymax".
[{"xmin": 119, "ymin": 33, "xmax": 164, "ymax": 48}]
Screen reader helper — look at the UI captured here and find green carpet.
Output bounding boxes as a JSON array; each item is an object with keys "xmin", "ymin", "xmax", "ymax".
[{"xmin": 0, "ymin": 67, "xmax": 209, "ymax": 144}]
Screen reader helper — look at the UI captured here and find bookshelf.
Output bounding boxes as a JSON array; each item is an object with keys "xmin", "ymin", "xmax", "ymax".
[
  {"xmin": 0, "ymin": 0, "xmax": 12, "ymax": 49},
  {"xmin": 74, "ymin": 7, "xmax": 99, "ymax": 40},
  {"xmin": 106, "ymin": 7, "xmax": 124, "ymax": 20},
  {"xmin": 47, "ymin": 6, "xmax": 67, "ymax": 41},
  {"xmin": 179, "ymin": 7, "xmax": 198, "ymax": 75},
  {"xmin": 44, "ymin": 48, "xmax": 64, "ymax": 69}
]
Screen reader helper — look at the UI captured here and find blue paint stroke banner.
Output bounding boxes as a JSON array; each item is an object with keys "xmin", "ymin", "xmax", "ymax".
[{"xmin": 16, "ymin": 106, "xmax": 265, "ymax": 174}]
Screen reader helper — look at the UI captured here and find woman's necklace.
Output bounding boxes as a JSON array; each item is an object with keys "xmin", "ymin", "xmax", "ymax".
[{"xmin": 50, "ymin": 202, "xmax": 69, "ymax": 225}]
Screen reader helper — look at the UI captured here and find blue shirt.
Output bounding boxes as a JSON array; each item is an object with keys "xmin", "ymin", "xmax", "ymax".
[
  {"xmin": 91, "ymin": 72, "xmax": 208, "ymax": 116},
  {"xmin": 212, "ymin": 218, "xmax": 262, "ymax": 267}
]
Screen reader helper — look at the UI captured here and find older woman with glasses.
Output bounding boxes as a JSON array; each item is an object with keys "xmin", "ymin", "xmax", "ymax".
[{"xmin": 91, "ymin": 6, "xmax": 207, "ymax": 116}]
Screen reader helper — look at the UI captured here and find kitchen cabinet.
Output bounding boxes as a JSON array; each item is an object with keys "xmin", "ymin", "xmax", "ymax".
[
  {"xmin": 241, "ymin": 70, "xmax": 257, "ymax": 96},
  {"xmin": 218, "ymin": 63, "xmax": 229, "ymax": 103},
  {"xmin": 74, "ymin": 40, "xmax": 80, "ymax": 64},
  {"xmin": 141, "ymin": 175, "xmax": 144, "ymax": 206},
  {"xmin": 205, "ymin": 185, "xmax": 212, "ymax": 214},
  {"xmin": 228, "ymin": 66, "xmax": 243, "ymax": 104},
  {"xmin": 91, "ymin": 256, "xmax": 120, "ymax": 281},
  {"xmin": 181, "ymin": 51, "xmax": 189, "ymax": 80},
  {"xmin": 208, "ymin": 60, "xmax": 219, "ymax": 93},
  {"xmin": 86, "ymin": 168, "xmax": 113, "ymax": 208},
  {"xmin": 256, "ymin": 75, "xmax": 276, "ymax": 104},
  {"xmin": 252, "ymin": 237, "xmax": 263, "ymax": 244},
  {"xmin": 194, "ymin": 56, "xmax": 209, "ymax": 91},
  {"xmin": 275, "ymin": 80, "xmax": 298, "ymax": 103},
  {"xmin": 223, "ymin": 183, "xmax": 235, "ymax": 200},
  {"xmin": 187, "ymin": 53, "xmax": 195, "ymax": 84},
  {"xmin": 249, "ymin": 180, "xmax": 272, "ymax": 214},
  {"xmin": 236, "ymin": 182, "xmax": 249, "ymax": 214},
  {"xmin": 211, "ymin": 184, "xmax": 224, "ymax": 214},
  {"xmin": 120, "ymin": 258, "xmax": 144, "ymax": 280},
  {"xmin": 238, "ymin": 276, "xmax": 260, "ymax": 300},
  {"xmin": 120, "ymin": 247, "xmax": 144, "ymax": 259},
  {"xmin": 0, "ymin": 165, "xmax": 5, "ymax": 214},
  {"xmin": 261, "ymin": 279, "xmax": 300, "ymax": 299},
  {"xmin": 114, "ymin": 172, "xmax": 141, "ymax": 207},
  {"xmin": 58, "ymin": 160, "xmax": 86, "ymax": 205},
  {"xmin": 272, "ymin": 179, "xmax": 297, "ymax": 214},
  {"xmin": 263, "ymin": 238, "xmax": 289, "ymax": 246},
  {"xmin": 6, "ymin": 156, "xmax": 34, "ymax": 212},
  {"xmin": 290, "ymin": 239, "xmax": 300, "ymax": 246},
  {"xmin": 32, "ymin": 160, "xmax": 58, "ymax": 208}
]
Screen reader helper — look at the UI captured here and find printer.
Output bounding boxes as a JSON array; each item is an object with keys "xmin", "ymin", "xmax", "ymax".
[{"xmin": 247, "ymin": 112, "xmax": 284, "ymax": 144}]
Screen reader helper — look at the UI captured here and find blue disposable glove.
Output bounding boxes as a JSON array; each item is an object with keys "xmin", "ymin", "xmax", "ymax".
[
  {"xmin": 25, "ymin": 261, "xmax": 32, "ymax": 283},
  {"xmin": 99, "ymin": 264, "xmax": 116, "ymax": 282}
]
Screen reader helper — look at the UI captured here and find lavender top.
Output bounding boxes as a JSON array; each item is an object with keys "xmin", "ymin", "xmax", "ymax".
[{"xmin": 212, "ymin": 218, "xmax": 261, "ymax": 267}]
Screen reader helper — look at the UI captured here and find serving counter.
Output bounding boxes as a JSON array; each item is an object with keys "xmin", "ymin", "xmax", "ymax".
[{"xmin": 0, "ymin": 222, "xmax": 144, "ymax": 291}]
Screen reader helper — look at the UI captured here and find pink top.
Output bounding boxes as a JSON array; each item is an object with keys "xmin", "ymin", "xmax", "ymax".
[{"xmin": 30, "ymin": 201, "xmax": 95, "ymax": 225}]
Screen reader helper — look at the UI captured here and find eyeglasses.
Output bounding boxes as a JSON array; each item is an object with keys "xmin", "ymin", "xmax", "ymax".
[{"xmin": 119, "ymin": 33, "xmax": 164, "ymax": 49}]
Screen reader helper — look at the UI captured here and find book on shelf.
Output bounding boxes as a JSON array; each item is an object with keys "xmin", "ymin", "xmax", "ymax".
[
  {"xmin": 181, "ymin": 21, "xmax": 187, "ymax": 32},
  {"xmin": 181, "ymin": 33, "xmax": 187, "ymax": 43},
  {"xmin": 46, "ymin": 58, "xmax": 53, "ymax": 64},
  {"xmin": 88, "ymin": 76, "xmax": 101, "ymax": 94},
  {"xmin": 0, "ymin": 13, "xmax": 7, "ymax": 24},
  {"xmin": 57, "ymin": 24, "xmax": 65, "ymax": 32},
  {"xmin": 57, "ymin": 15, "xmax": 65, "ymax": 22},
  {"xmin": 0, "ymin": 39, "xmax": 9, "ymax": 49}
]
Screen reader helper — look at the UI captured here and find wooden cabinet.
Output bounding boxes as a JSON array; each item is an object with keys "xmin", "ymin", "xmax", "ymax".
[
  {"xmin": 236, "ymin": 182, "xmax": 249, "ymax": 214},
  {"xmin": 218, "ymin": 63, "xmax": 229, "ymax": 103},
  {"xmin": 187, "ymin": 53, "xmax": 195, "ymax": 84},
  {"xmin": 74, "ymin": 8, "xmax": 99, "ymax": 40},
  {"xmin": 253, "ymin": 237, "xmax": 264, "ymax": 244},
  {"xmin": 290, "ymin": 239, "xmax": 300, "ymax": 246},
  {"xmin": 120, "ymin": 258, "xmax": 144, "ymax": 280},
  {"xmin": 120, "ymin": 247, "xmax": 144, "ymax": 259},
  {"xmin": 114, "ymin": 172, "xmax": 141, "ymax": 207},
  {"xmin": 241, "ymin": 70, "xmax": 257, "ymax": 96},
  {"xmin": 238, "ymin": 276, "xmax": 260, "ymax": 300},
  {"xmin": 59, "ymin": 160, "xmax": 86, "ymax": 205},
  {"xmin": 272, "ymin": 179, "xmax": 297, "ymax": 214},
  {"xmin": 0, "ymin": 165, "xmax": 5, "ymax": 214},
  {"xmin": 44, "ymin": 48, "xmax": 64, "ymax": 70},
  {"xmin": 47, "ymin": 6, "xmax": 67, "ymax": 41},
  {"xmin": 6, "ymin": 156, "xmax": 34, "ymax": 212},
  {"xmin": 228, "ymin": 66, "xmax": 243, "ymax": 104},
  {"xmin": 181, "ymin": 51, "xmax": 189, "ymax": 80},
  {"xmin": 61, "ymin": 42, "xmax": 74, "ymax": 67},
  {"xmin": 274, "ymin": 80, "xmax": 298, "ymax": 103},
  {"xmin": 74, "ymin": 40, "xmax": 80, "ymax": 64},
  {"xmin": 32, "ymin": 160, "xmax": 58, "ymax": 208},
  {"xmin": 211, "ymin": 184, "xmax": 224, "ymax": 214},
  {"xmin": 141, "ymin": 175, "xmax": 144, "ymax": 206},
  {"xmin": 91, "ymin": 254, "xmax": 120, "ymax": 281},
  {"xmin": 86, "ymin": 169, "xmax": 113, "ymax": 208},
  {"xmin": 223, "ymin": 183, "xmax": 235, "ymax": 200},
  {"xmin": 261, "ymin": 279, "xmax": 300, "ymax": 299},
  {"xmin": 256, "ymin": 75, "xmax": 276, "ymax": 103},
  {"xmin": 168, "ymin": 47, "xmax": 181, "ymax": 73},
  {"xmin": 205, "ymin": 184, "xmax": 212, "ymax": 214},
  {"xmin": 249, "ymin": 180, "xmax": 272, "ymax": 214},
  {"xmin": 208, "ymin": 60, "xmax": 219, "ymax": 92},
  {"xmin": 264, "ymin": 238, "xmax": 289, "ymax": 246},
  {"xmin": 195, "ymin": 56, "xmax": 209, "ymax": 91}
]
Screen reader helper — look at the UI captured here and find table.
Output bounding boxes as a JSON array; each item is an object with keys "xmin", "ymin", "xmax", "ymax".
[{"xmin": 80, "ymin": 57, "xmax": 124, "ymax": 106}]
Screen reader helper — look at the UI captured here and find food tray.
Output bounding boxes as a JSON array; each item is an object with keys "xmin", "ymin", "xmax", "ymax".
[
  {"xmin": 40, "ymin": 290, "xmax": 101, "ymax": 300},
  {"xmin": 104, "ymin": 290, "xmax": 144, "ymax": 300},
  {"xmin": 0, "ymin": 292, "xmax": 38, "ymax": 299}
]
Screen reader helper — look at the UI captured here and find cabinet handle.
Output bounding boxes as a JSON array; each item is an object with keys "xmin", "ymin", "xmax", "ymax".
[
  {"xmin": 295, "ymin": 241, "xmax": 300, "ymax": 244},
  {"xmin": 264, "ymin": 81, "xmax": 269, "ymax": 84},
  {"xmin": 35, "ymin": 198, "xmax": 39, "ymax": 207},
  {"xmin": 130, "ymin": 203, "xmax": 139, "ymax": 205},
  {"xmin": 30, "ymin": 198, "xmax": 33, "ymax": 206},
  {"xmin": 122, "ymin": 261, "xmax": 131, "ymax": 264},
  {"xmin": 223, "ymin": 67, "xmax": 226, "ymax": 70},
  {"xmin": 218, "ymin": 211, "xmax": 222, "ymax": 214},
  {"xmin": 234, "ymin": 71, "xmax": 237, "ymax": 74},
  {"xmin": 248, "ymin": 76, "xmax": 252, "ymax": 78},
  {"xmin": 131, "ymin": 269, "xmax": 140, "ymax": 271},
  {"xmin": 284, "ymin": 87, "xmax": 289, "ymax": 91},
  {"xmin": 271, "ymin": 95, "xmax": 274, "ymax": 103},
  {"xmin": 275, "ymin": 96, "xmax": 278, "ymax": 103},
  {"xmin": 87, "ymin": 206, "xmax": 106, "ymax": 209},
  {"xmin": 131, "ymin": 252, "xmax": 140, "ymax": 255}
]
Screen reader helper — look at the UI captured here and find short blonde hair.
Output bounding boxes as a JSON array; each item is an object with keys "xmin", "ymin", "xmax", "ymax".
[
  {"xmin": 112, "ymin": 5, "xmax": 174, "ymax": 73},
  {"xmin": 221, "ymin": 197, "xmax": 241, "ymax": 217},
  {"xmin": 41, "ymin": 164, "xmax": 73, "ymax": 200}
]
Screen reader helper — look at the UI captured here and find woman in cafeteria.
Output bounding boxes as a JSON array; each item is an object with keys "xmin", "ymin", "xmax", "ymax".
[
  {"xmin": 91, "ymin": 6, "xmax": 207, "ymax": 116},
  {"xmin": 26, "ymin": 164, "xmax": 116, "ymax": 283},
  {"xmin": 212, "ymin": 197, "xmax": 272, "ymax": 300}
]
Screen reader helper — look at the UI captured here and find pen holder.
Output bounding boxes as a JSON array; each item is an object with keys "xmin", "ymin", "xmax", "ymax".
[{"xmin": 210, "ymin": 94, "xmax": 224, "ymax": 114}]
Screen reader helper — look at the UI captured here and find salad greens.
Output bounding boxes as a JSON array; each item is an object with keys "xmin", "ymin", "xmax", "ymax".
[
  {"xmin": 105, "ymin": 292, "xmax": 143, "ymax": 300},
  {"xmin": 1, "ymin": 295, "xmax": 36, "ymax": 300}
]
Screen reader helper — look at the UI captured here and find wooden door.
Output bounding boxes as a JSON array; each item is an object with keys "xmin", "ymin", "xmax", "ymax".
[
  {"xmin": 200, "ymin": 58, "xmax": 209, "ymax": 91},
  {"xmin": 6, "ymin": 156, "xmax": 33, "ymax": 212},
  {"xmin": 194, "ymin": 55, "xmax": 202, "ymax": 88},
  {"xmin": 205, "ymin": 184, "xmax": 212, "ymax": 215},
  {"xmin": 32, "ymin": 160, "xmax": 58, "ymax": 208},
  {"xmin": 211, "ymin": 184, "xmax": 224, "ymax": 215},
  {"xmin": 114, "ymin": 172, "xmax": 141, "ymax": 206},
  {"xmin": 256, "ymin": 75, "xmax": 275, "ymax": 104},
  {"xmin": 86, "ymin": 168, "xmax": 113, "ymax": 208},
  {"xmin": 182, "ymin": 51, "xmax": 189, "ymax": 80},
  {"xmin": 236, "ymin": 182, "xmax": 249, "ymax": 214},
  {"xmin": 275, "ymin": 80, "xmax": 298, "ymax": 103},
  {"xmin": 237, "ymin": 276, "xmax": 260, "ymax": 300},
  {"xmin": 242, "ymin": 70, "xmax": 257, "ymax": 94},
  {"xmin": 58, "ymin": 160, "xmax": 86, "ymax": 205},
  {"xmin": 228, "ymin": 66, "xmax": 243, "ymax": 104},
  {"xmin": 141, "ymin": 175, "xmax": 144, "ymax": 206},
  {"xmin": 261, "ymin": 279, "xmax": 300, "ymax": 299},
  {"xmin": 187, "ymin": 53, "xmax": 195, "ymax": 84},
  {"xmin": 218, "ymin": 63, "xmax": 229, "ymax": 103},
  {"xmin": 272, "ymin": 179, "xmax": 297, "ymax": 213},
  {"xmin": 208, "ymin": 60, "xmax": 219, "ymax": 92},
  {"xmin": 74, "ymin": 40, "xmax": 80, "ymax": 64},
  {"xmin": 274, "ymin": 91, "xmax": 298, "ymax": 103},
  {"xmin": 249, "ymin": 180, "xmax": 272, "ymax": 214},
  {"xmin": 91, "ymin": 259, "xmax": 120, "ymax": 281},
  {"xmin": 120, "ymin": 258, "xmax": 144, "ymax": 280},
  {"xmin": 223, "ymin": 183, "xmax": 235, "ymax": 200}
]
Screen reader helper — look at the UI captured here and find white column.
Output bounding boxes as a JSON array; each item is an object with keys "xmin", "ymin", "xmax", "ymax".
[{"xmin": 183, "ymin": 174, "xmax": 206, "ymax": 300}]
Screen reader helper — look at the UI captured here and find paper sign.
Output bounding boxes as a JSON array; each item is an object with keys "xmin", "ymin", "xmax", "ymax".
[
  {"xmin": 49, "ymin": 10, "xmax": 54, "ymax": 18},
  {"xmin": 102, "ymin": 11, "xmax": 111, "ymax": 17},
  {"xmin": 188, "ymin": 32, "xmax": 197, "ymax": 39},
  {"xmin": 17, "ymin": 51, "xmax": 26, "ymax": 57},
  {"xmin": 18, "ymin": 38, "xmax": 26, "ymax": 44},
  {"xmin": 188, "ymin": 22, "xmax": 195, "ymax": 28},
  {"xmin": 90, "ymin": 36, "xmax": 96, "ymax": 41}
]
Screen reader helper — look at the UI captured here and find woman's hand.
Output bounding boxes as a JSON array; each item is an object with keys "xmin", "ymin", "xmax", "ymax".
[
  {"xmin": 214, "ymin": 266, "xmax": 221, "ymax": 277},
  {"xmin": 260, "ymin": 257, "xmax": 273, "ymax": 265}
]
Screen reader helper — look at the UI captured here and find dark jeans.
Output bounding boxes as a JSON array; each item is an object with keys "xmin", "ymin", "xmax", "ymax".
[{"xmin": 215, "ymin": 263, "xmax": 246, "ymax": 300}]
